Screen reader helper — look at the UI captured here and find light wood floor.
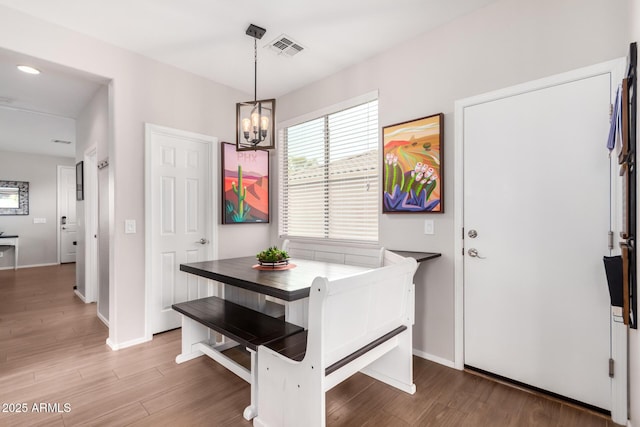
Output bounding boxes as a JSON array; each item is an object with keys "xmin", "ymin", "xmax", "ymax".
[{"xmin": 0, "ymin": 264, "xmax": 621, "ymax": 426}]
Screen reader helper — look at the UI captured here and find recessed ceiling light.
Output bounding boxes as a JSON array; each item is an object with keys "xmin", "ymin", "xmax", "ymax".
[{"xmin": 17, "ymin": 65, "xmax": 40, "ymax": 75}]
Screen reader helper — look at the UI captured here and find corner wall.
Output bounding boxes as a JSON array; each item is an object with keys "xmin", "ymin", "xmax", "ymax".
[
  {"xmin": 0, "ymin": 151, "xmax": 75, "ymax": 268},
  {"xmin": 276, "ymin": 0, "xmax": 630, "ymax": 362}
]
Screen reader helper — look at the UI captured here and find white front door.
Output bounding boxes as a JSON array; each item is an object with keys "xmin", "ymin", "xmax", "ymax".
[
  {"xmin": 147, "ymin": 124, "xmax": 217, "ymax": 335},
  {"xmin": 58, "ymin": 165, "xmax": 77, "ymax": 264},
  {"xmin": 462, "ymin": 70, "xmax": 614, "ymax": 409}
]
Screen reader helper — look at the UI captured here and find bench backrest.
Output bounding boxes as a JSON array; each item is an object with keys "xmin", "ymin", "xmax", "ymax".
[
  {"xmin": 306, "ymin": 254, "xmax": 417, "ymax": 369},
  {"xmin": 282, "ymin": 239, "xmax": 384, "ymax": 268}
]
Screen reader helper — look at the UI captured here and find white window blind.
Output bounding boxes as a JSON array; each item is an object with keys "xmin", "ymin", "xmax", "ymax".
[{"xmin": 279, "ymin": 99, "xmax": 379, "ymax": 242}]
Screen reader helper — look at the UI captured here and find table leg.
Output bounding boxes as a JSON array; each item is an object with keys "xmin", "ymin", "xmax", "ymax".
[
  {"xmin": 224, "ymin": 284, "xmax": 266, "ymax": 312},
  {"xmin": 284, "ymin": 298, "xmax": 308, "ymax": 328},
  {"xmin": 175, "ymin": 315, "xmax": 209, "ymax": 364}
]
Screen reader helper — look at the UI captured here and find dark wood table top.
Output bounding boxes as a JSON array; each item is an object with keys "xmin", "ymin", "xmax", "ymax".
[{"xmin": 180, "ymin": 257, "xmax": 371, "ymax": 301}]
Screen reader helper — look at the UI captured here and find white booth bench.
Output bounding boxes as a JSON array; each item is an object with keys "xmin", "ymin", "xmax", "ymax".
[{"xmin": 254, "ymin": 250, "xmax": 418, "ymax": 427}]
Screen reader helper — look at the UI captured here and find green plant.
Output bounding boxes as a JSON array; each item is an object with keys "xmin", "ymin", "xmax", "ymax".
[{"xmin": 256, "ymin": 246, "xmax": 289, "ymax": 263}]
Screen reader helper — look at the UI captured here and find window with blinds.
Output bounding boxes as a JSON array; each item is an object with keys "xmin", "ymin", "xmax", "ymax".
[{"xmin": 279, "ymin": 99, "xmax": 379, "ymax": 242}]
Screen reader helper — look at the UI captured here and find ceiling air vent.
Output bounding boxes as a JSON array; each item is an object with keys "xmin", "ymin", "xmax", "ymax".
[
  {"xmin": 266, "ymin": 34, "xmax": 304, "ymax": 57},
  {"xmin": 52, "ymin": 139, "xmax": 72, "ymax": 144}
]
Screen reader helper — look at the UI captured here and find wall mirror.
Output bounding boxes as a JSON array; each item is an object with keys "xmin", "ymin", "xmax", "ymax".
[{"xmin": 0, "ymin": 181, "xmax": 29, "ymax": 215}]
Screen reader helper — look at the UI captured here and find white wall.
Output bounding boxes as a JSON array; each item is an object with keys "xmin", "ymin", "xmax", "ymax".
[
  {"xmin": 0, "ymin": 6, "xmax": 271, "ymax": 347},
  {"xmin": 76, "ymin": 84, "xmax": 109, "ymax": 323},
  {"xmin": 0, "ymin": 151, "xmax": 75, "ymax": 268},
  {"xmin": 630, "ymin": 1, "xmax": 639, "ymax": 424},
  {"xmin": 276, "ymin": 0, "xmax": 630, "ymax": 362}
]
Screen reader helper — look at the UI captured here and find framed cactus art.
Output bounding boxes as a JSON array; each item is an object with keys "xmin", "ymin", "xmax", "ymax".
[
  {"xmin": 221, "ymin": 142, "xmax": 269, "ymax": 224},
  {"xmin": 382, "ymin": 113, "xmax": 444, "ymax": 213}
]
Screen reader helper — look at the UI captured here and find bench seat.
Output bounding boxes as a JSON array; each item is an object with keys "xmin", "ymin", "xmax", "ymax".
[
  {"xmin": 172, "ymin": 295, "xmax": 305, "ymax": 421},
  {"xmin": 172, "ymin": 296, "xmax": 302, "ymax": 351},
  {"xmin": 254, "ymin": 255, "xmax": 418, "ymax": 427}
]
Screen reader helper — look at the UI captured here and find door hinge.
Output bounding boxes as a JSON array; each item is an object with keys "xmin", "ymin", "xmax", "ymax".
[
  {"xmin": 609, "ymin": 358, "xmax": 614, "ymax": 378},
  {"xmin": 462, "ymin": 227, "xmax": 465, "ymax": 239},
  {"xmin": 608, "ymin": 231, "xmax": 614, "ymax": 250}
]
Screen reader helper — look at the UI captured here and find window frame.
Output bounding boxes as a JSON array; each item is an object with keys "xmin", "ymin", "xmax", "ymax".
[{"xmin": 278, "ymin": 91, "xmax": 380, "ymax": 244}]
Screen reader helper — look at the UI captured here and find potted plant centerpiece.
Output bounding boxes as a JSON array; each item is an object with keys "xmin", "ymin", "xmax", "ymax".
[{"xmin": 256, "ymin": 246, "xmax": 290, "ymax": 268}]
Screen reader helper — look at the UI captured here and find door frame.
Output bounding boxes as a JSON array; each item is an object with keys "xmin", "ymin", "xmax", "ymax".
[
  {"xmin": 454, "ymin": 58, "xmax": 627, "ymax": 422},
  {"xmin": 56, "ymin": 164, "xmax": 76, "ymax": 265},
  {"xmin": 144, "ymin": 123, "xmax": 219, "ymax": 341},
  {"xmin": 84, "ymin": 146, "xmax": 99, "ymax": 303}
]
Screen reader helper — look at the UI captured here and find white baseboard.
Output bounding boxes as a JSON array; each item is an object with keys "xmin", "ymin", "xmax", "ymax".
[
  {"xmin": 628, "ymin": 420, "xmax": 633, "ymax": 427},
  {"xmin": 74, "ymin": 289, "xmax": 86, "ymax": 302},
  {"xmin": 412, "ymin": 349, "xmax": 456, "ymax": 369},
  {"xmin": 106, "ymin": 335, "xmax": 151, "ymax": 351},
  {"xmin": 0, "ymin": 262, "xmax": 59, "ymax": 271},
  {"xmin": 97, "ymin": 311, "xmax": 109, "ymax": 327}
]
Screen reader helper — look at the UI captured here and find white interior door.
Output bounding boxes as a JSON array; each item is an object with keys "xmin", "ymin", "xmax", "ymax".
[
  {"xmin": 58, "ymin": 165, "xmax": 77, "ymax": 264},
  {"xmin": 147, "ymin": 124, "xmax": 217, "ymax": 335},
  {"xmin": 463, "ymin": 72, "xmax": 613, "ymax": 410}
]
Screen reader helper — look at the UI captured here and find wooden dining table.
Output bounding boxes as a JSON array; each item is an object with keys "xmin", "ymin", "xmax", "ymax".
[{"xmin": 180, "ymin": 256, "xmax": 372, "ymax": 327}]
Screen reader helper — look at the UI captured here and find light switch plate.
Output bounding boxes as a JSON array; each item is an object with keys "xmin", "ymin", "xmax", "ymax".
[
  {"xmin": 125, "ymin": 219, "xmax": 136, "ymax": 234},
  {"xmin": 424, "ymin": 219, "xmax": 434, "ymax": 235},
  {"xmin": 33, "ymin": 218, "xmax": 46, "ymax": 224}
]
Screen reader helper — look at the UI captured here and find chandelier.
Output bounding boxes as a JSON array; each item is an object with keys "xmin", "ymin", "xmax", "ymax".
[{"xmin": 236, "ymin": 24, "xmax": 276, "ymax": 151}]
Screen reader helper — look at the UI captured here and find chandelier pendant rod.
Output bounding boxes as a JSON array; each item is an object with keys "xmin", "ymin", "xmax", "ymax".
[{"xmin": 254, "ymin": 38, "xmax": 258, "ymax": 103}]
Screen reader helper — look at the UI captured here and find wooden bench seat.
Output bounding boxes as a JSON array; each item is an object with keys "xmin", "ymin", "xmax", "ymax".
[
  {"xmin": 172, "ymin": 296, "xmax": 302, "ymax": 352},
  {"xmin": 172, "ymin": 295, "xmax": 304, "ymax": 421}
]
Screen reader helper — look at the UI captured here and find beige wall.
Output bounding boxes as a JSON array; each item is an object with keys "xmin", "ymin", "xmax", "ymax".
[
  {"xmin": 0, "ymin": 151, "xmax": 75, "ymax": 268},
  {"xmin": 0, "ymin": 6, "xmax": 271, "ymax": 347},
  {"xmin": 276, "ymin": 0, "xmax": 630, "ymax": 362}
]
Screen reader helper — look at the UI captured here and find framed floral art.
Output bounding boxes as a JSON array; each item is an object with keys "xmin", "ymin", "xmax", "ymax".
[{"xmin": 382, "ymin": 113, "xmax": 443, "ymax": 213}]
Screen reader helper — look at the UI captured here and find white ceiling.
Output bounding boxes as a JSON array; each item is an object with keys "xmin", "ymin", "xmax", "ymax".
[
  {"xmin": 0, "ymin": 0, "xmax": 500, "ymax": 158},
  {"xmin": 0, "ymin": 48, "xmax": 103, "ymax": 157}
]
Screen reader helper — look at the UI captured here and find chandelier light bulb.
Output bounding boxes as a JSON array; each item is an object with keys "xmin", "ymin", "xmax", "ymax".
[
  {"xmin": 251, "ymin": 111, "xmax": 260, "ymax": 130},
  {"xmin": 242, "ymin": 118, "xmax": 251, "ymax": 133}
]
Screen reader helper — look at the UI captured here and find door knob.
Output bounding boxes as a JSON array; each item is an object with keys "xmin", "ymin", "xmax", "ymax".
[
  {"xmin": 197, "ymin": 238, "xmax": 209, "ymax": 245},
  {"xmin": 468, "ymin": 229, "xmax": 478, "ymax": 238},
  {"xmin": 468, "ymin": 248, "xmax": 486, "ymax": 259}
]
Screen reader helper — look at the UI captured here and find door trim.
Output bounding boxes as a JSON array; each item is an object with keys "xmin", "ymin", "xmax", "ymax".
[
  {"xmin": 144, "ymin": 123, "xmax": 219, "ymax": 341},
  {"xmin": 454, "ymin": 58, "xmax": 626, "ymax": 421},
  {"xmin": 56, "ymin": 165, "xmax": 76, "ymax": 265},
  {"xmin": 84, "ymin": 146, "xmax": 99, "ymax": 303}
]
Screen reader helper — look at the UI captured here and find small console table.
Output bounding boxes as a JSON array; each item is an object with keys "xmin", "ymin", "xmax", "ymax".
[
  {"xmin": 390, "ymin": 250, "xmax": 441, "ymax": 263},
  {"xmin": 0, "ymin": 235, "xmax": 19, "ymax": 270}
]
